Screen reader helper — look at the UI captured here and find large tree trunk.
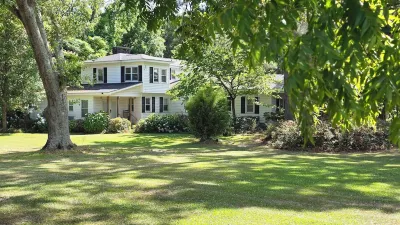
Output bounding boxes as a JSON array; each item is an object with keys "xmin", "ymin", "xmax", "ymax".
[
  {"xmin": 11, "ymin": 0, "xmax": 75, "ymax": 150},
  {"xmin": 1, "ymin": 102, "xmax": 6, "ymax": 132},
  {"xmin": 231, "ymin": 97, "xmax": 237, "ymax": 122},
  {"xmin": 283, "ymin": 71, "xmax": 294, "ymax": 120}
]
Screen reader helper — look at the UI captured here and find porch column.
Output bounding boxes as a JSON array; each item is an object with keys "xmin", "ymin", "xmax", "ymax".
[
  {"xmin": 129, "ymin": 98, "xmax": 132, "ymax": 123},
  {"xmin": 107, "ymin": 96, "xmax": 110, "ymax": 115},
  {"xmin": 117, "ymin": 97, "xmax": 120, "ymax": 117}
]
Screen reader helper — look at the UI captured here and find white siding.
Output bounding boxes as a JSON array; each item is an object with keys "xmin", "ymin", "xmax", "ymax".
[
  {"xmin": 133, "ymin": 97, "xmax": 142, "ymax": 123},
  {"xmin": 140, "ymin": 94, "xmax": 186, "ymax": 120},
  {"xmin": 233, "ymin": 94, "xmax": 273, "ymax": 123},
  {"xmin": 141, "ymin": 63, "xmax": 171, "ymax": 93},
  {"xmin": 67, "ymin": 96, "xmax": 94, "ymax": 120},
  {"xmin": 110, "ymin": 85, "xmax": 142, "ymax": 97}
]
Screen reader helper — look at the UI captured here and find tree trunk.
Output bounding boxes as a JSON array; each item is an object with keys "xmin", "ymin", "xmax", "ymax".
[
  {"xmin": 11, "ymin": 0, "xmax": 75, "ymax": 150},
  {"xmin": 1, "ymin": 102, "xmax": 6, "ymax": 132},
  {"xmin": 283, "ymin": 71, "xmax": 294, "ymax": 120},
  {"xmin": 231, "ymin": 96, "xmax": 237, "ymax": 122}
]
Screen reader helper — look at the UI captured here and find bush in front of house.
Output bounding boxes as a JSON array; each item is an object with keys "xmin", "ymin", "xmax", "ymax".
[
  {"xmin": 185, "ymin": 86, "xmax": 231, "ymax": 141},
  {"xmin": 264, "ymin": 110, "xmax": 285, "ymax": 123},
  {"xmin": 134, "ymin": 114, "xmax": 189, "ymax": 133},
  {"xmin": 265, "ymin": 120, "xmax": 391, "ymax": 152},
  {"xmin": 69, "ymin": 119, "xmax": 85, "ymax": 133},
  {"xmin": 108, "ymin": 117, "xmax": 131, "ymax": 133},
  {"xmin": 31, "ymin": 114, "xmax": 48, "ymax": 133},
  {"xmin": 234, "ymin": 116, "xmax": 259, "ymax": 133},
  {"xmin": 83, "ymin": 111, "xmax": 109, "ymax": 134}
]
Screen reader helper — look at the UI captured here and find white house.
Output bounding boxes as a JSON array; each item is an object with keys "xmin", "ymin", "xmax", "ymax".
[{"xmin": 36, "ymin": 53, "xmax": 283, "ymax": 124}]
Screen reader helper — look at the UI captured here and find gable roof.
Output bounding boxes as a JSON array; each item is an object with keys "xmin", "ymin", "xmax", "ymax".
[{"xmin": 84, "ymin": 53, "xmax": 181, "ymax": 65}]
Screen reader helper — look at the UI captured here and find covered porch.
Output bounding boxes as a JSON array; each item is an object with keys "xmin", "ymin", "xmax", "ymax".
[{"xmin": 95, "ymin": 96, "xmax": 141, "ymax": 124}]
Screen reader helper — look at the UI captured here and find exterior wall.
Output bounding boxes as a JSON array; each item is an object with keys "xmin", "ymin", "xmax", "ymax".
[
  {"xmin": 140, "ymin": 93, "xmax": 186, "ymax": 120},
  {"xmin": 133, "ymin": 97, "xmax": 142, "ymax": 123},
  {"xmin": 233, "ymin": 94, "xmax": 273, "ymax": 123},
  {"xmin": 81, "ymin": 63, "xmax": 121, "ymax": 84},
  {"xmin": 67, "ymin": 95, "xmax": 94, "ymax": 120},
  {"xmin": 141, "ymin": 63, "xmax": 172, "ymax": 93}
]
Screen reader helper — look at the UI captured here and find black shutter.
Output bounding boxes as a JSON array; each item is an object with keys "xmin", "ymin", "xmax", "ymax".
[
  {"xmin": 142, "ymin": 97, "xmax": 145, "ymax": 113},
  {"xmin": 121, "ymin": 66, "xmax": 125, "ymax": 83},
  {"xmin": 152, "ymin": 97, "xmax": 155, "ymax": 112},
  {"xmin": 149, "ymin": 67, "xmax": 154, "ymax": 83},
  {"xmin": 138, "ymin": 65, "xmax": 143, "ymax": 82},
  {"xmin": 241, "ymin": 96, "xmax": 246, "ymax": 114},
  {"xmin": 255, "ymin": 97, "xmax": 260, "ymax": 114},
  {"xmin": 93, "ymin": 68, "xmax": 97, "ymax": 82},
  {"xmin": 159, "ymin": 97, "xmax": 164, "ymax": 113},
  {"xmin": 103, "ymin": 67, "xmax": 107, "ymax": 83},
  {"xmin": 170, "ymin": 68, "xmax": 172, "ymax": 80}
]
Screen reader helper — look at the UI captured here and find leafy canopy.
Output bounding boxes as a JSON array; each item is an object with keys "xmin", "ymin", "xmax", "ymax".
[{"xmin": 124, "ymin": 0, "xmax": 400, "ymax": 145}]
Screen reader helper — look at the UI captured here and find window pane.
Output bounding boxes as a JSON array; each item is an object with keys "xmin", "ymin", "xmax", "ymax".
[
  {"xmin": 133, "ymin": 73, "xmax": 138, "ymax": 80},
  {"xmin": 132, "ymin": 67, "xmax": 138, "ymax": 73},
  {"xmin": 161, "ymin": 75, "xmax": 166, "ymax": 82},
  {"xmin": 154, "ymin": 74, "xmax": 159, "ymax": 82},
  {"xmin": 247, "ymin": 99, "xmax": 254, "ymax": 112},
  {"xmin": 81, "ymin": 100, "xmax": 88, "ymax": 108},
  {"xmin": 126, "ymin": 74, "xmax": 131, "ymax": 81},
  {"xmin": 154, "ymin": 68, "xmax": 159, "ymax": 75},
  {"xmin": 145, "ymin": 98, "xmax": 150, "ymax": 104},
  {"xmin": 164, "ymin": 105, "xmax": 168, "ymax": 111},
  {"xmin": 146, "ymin": 105, "xmax": 150, "ymax": 111},
  {"xmin": 163, "ymin": 99, "xmax": 168, "ymax": 111},
  {"xmin": 162, "ymin": 69, "xmax": 167, "ymax": 75},
  {"xmin": 126, "ymin": 67, "xmax": 131, "ymax": 74},
  {"xmin": 81, "ymin": 109, "xmax": 88, "ymax": 117}
]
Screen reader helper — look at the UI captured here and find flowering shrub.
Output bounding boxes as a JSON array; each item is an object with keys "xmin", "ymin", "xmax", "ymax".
[
  {"xmin": 108, "ymin": 117, "xmax": 131, "ymax": 133},
  {"xmin": 83, "ymin": 111, "xmax": 109, "ymax": 134},
  {"xmin": 134, "ymin": 114, "xmax": 189, "ymax": 133},
  {"xmin": 265, "ymin": 120, "xmax": 391, "ymax": 152},
  {"xmin": 31, "ymin": 114, "xmax": 48, "ymax": 133}
]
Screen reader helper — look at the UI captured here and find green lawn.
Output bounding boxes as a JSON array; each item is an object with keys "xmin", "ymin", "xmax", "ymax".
[{"xmin": 0, "ymin": 133, "xmax": 399, "ymax": 225}]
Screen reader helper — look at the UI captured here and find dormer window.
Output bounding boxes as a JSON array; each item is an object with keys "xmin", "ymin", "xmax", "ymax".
[
  {"xmin": 153, "ymin": 68, "xmax": 159, "ymax": 82},
  {"xmin": 125, "ymin": 67, "xmax": 138, "ymax": 81}
]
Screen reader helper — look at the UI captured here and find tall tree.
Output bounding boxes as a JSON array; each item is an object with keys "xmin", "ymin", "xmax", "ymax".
[
  {"xmin": 4, "ymin": 0, "xmax": 102, "ymax": 150},
  {"xmin": 0, "ymin": 7, "xmax": 41, "ymax": 131},
  {"xmin": 169, "ymin": 37, "xmax": 277, "ymax": 121}
]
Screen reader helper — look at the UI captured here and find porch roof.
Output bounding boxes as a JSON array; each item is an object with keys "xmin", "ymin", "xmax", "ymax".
[{"xmin": 67, "ymin": 83, "xmax": 142, "ymax": 95}]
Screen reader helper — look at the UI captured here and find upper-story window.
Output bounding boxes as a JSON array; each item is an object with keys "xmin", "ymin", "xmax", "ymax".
[
  {"xmin": 161, "ymin": 69, "xmax": 167, "ymax": 82},
  {"xmin": 126, "ymin": 67, "xmax": 138, "ymax": 81},
  {"xmin": 171, "ymin": 69, "xmax": 177, "ymax": 80},
  {"xmin": 153, "ymin": 68, "xmax": 159, "ymax": 82},
  {"xmin": 93, "ymin": 68, "xmax": 103, "ymax": 83}
]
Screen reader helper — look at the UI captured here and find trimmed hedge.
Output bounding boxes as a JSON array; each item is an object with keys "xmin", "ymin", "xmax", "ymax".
[
  {"xmin": 69, "ymin": 119, "xmax": 84, "ymax": 133},
  {"xmin": 265, "ymin": 120, "xmax": 391, "ymax": 152},
  {"xmin": 134, "ymin": 114, "xmax": 189, "ymax": 133}
]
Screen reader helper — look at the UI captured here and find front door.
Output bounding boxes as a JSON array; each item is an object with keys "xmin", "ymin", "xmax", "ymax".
[{"xmin": 110, "ymin": 99, "xmax": 117, "ymax": 118}]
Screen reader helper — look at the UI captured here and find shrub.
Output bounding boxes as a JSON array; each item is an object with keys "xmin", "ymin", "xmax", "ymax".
[
  {"xmin": 234, "ymin": 116, "xmax": 259, "ymax": 133},
  {"xmin": 134, "ymin": 114, "xmax": 189, "ymax": 133},
  {"xmin": 69, "ymin": 119, "xmax": 84, "ymax": 133},
  {"xmin": 185, "ymin": 86, "xmax": 231, "ymax": 141},
  {"xmin": 265, "ymin": 120, "xmax": 390, "ymax": 152},
  {"xmin": 83, "ymin": 111, "xmax": 109, "ymax": 134},
  {"xmin": 31, "ymin": 114, "xmax": 48, "ymax": 133},
  {"xmin": 264, "ymin": 110, "xmax": 285, "ymax": 122},
  {"xmin": 109, "ymin": 117, "xmax": 131, "ymax": 133}
]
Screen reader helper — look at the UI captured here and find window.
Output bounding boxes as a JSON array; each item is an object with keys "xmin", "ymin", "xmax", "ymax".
[
  {"xmin": 171, "ymin": 69, "xmax": 176, "ymax": 80},
  {"xmin": 153, "ymin": 68, "xmax": 159, "ymax": 82},
  {"xmin": 145, "ymin": 98, "xmax": 151, "ymax": 112},
  {"xmin": 163, "ymin": 98, "xmax": 169, "ymax": 111},
  {"xmin": 275, "ymin": 97, "xmax": 285, "ymax": 112},
  {"xmin": 247, "ymin": 98, "xmax": 254, "ymax": 113},
  {"xmin": 227, "ymin": 98, "xmax": 232, "ymax": 111},
  {"xmin": 161, "ymin": 69, "xmax": 167, "ymax": 82},
  {"xmin": 81, "ymin": 100, "xmax": 88, "ymax": 117},
  {"xmin": 68, "ymin": 101, "xmax": 74, "ymax": 112},
  {"xmin": 125, "ymin": 67, "xmax": 138, "ymax": 81},
  {"xmin": 97, "ymin": 68, "xmax": 104, "ymax": 82}
]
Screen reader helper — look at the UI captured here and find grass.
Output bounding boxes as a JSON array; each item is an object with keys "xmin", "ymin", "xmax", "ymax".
[{"xmin": 0, "ymin": 133, "xmax": 399, "ymax": 225}]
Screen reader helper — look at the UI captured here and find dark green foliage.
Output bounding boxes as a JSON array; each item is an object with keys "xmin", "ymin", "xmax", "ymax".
[
  {"xmin": 69, "ymin": 119, "xmax": 85, "ymax": 133},
  {"xmin": 83, "ymin": 112, "xmax": 110, "ymax": 134},
  {"xmin": 31, "ymin": 115, "xmax": 48, "ymax": 133},
  {"xmin": 234, "ymin": 116, "xmax": 259, "ymax": 133},
  {"xmin": 264, "ymin": 110, "xmax": 285, "ymax": 122},
  {"xmin": 108, "ymin": 117, "xmax": 132, "ymax": 133},
  {"xmin": 185, "ymin": 86, "xmax": 231, "ymax": 141},
  {"xmin": 266, "ymin": 120, "xmax": 391, "ymax": 152},
  {"xmin": 134, "ymin": 114, "xmax": 189, "ymax": 133}
]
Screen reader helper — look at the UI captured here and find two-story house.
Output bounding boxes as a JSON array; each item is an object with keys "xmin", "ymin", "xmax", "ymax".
[{"xmin": 35, "ymin": 52, "xmax": 283, "ymax": 124}]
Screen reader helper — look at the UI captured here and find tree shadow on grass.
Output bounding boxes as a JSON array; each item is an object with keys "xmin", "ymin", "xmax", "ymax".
[{"xmin": 0, "ymin": 137, "xmax": 399, "ymax": 224}]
